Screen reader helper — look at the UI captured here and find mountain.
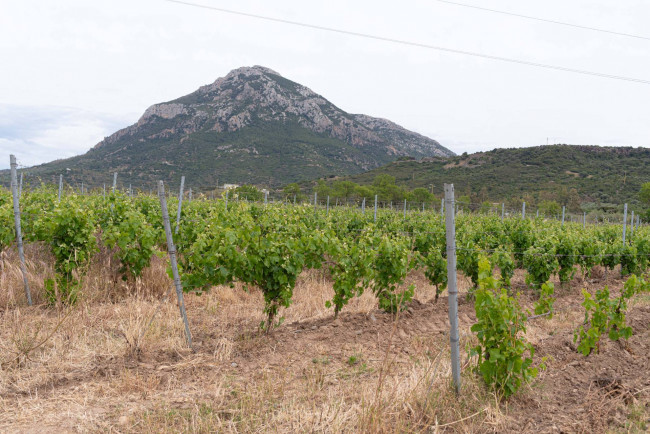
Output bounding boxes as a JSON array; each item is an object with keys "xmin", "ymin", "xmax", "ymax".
[
  {"xmin": 321, "ymin": 145, "xmax": 650, "ymax": 208},
  {"xmin": 3, "ymin": 66, "xmax": 452, "ymax": 189}
]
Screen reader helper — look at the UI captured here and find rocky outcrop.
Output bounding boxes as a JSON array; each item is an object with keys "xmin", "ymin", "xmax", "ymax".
[
  {"xmin": 142, "ymin": 103, "xmax": 188, "ymax": 120},
  {"xmin": 94, "ymin": 66, "xmax": 453, "ymax": 158}
]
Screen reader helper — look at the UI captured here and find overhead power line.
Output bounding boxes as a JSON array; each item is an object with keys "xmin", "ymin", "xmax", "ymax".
[
  {"xmin": 164, "ymin": 0, "xmax": 650, "ymax": 86},
  {"xmin": 432, "ymin": 0, "xmax": 650, "ymax": 41}
]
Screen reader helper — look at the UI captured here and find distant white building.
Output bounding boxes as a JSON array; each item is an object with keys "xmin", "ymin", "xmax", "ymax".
[{"xmin": 223, "ymin": 184, "xmax": 240, "ymax": 190}]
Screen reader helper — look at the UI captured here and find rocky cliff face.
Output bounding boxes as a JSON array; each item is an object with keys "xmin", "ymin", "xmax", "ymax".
[
  {"xmin": 22, "ymin": 66, "xmax": 452, "ymax": 189},
  {"xmin": 95, "ymin": 66, "xmax": 452, "ymax": 160}
]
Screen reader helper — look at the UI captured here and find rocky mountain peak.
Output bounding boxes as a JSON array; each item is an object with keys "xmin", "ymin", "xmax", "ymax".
[
  {"xmin": 80, "ymin": 66, "xmax": 453, "ymax": 187},
  {"xmin": 189, "ymin": 65, "xmax": 315, "ymax": 104},
  {"xmin": 127, "ymin": 66, "xmax": 453, "ymax": 160},
  {"xmin": 222, "ymin": 65, "xmax": 281, "ymax": 79}
]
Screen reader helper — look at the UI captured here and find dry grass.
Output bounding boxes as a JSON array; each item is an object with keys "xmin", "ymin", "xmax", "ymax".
[{"xmin": 0, "ymin": 243, "xmax": 646, "ymax": 433}]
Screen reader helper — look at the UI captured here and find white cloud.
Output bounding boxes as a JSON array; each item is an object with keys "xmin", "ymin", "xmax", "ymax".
[
  {"xmin": 0, "ymin": 0, "xmax": 648, "ymax": 168},
  {"xmin": 0, "ymin": 104, "xmax": 136, "ymax": 169}
]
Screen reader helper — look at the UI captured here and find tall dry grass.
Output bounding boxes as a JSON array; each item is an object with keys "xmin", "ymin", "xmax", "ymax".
[{"xmin": 0, "ymin": 243, "xmax": 519, "ymax": 432}]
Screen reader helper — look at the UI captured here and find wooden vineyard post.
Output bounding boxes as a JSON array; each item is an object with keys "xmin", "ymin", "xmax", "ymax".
[
  {"xmin": 444, "ymin": 183, "xmax": 461, "ymax": 394},
  {"xmin": 561, "ymin": 206, "xmax": 565, "ymax": 226},
  {"xmin": 522, "ymin": 201, "xmax": 526, "ymax": 219},
  {"xmin": 10, "ymin": 155, "xmax": 32, "ymax": 305},
  {"xmin": 403, "ymin": 199, "xmax": 407, "ymax": 219},
  {"xmin": 326, "ymin": 195, "xmax": 330, "ymax": 215},
  {"xmin": 112, "ymin": 172, "xmax": 117, "ymax": 192},
  {"xmin": 175, "ymin": 176, "xmax": 185, "ymax": 234},
  {"xmin": 501, "ymin": 203, "xmax": 504, "ymax": 221},
  {"xmin": 158, "ymin": 181, "xmax": 193, "ymax": 350},
  {"xmin": 362, "ymin": 197, "xmax": 365, "ymax": 214}
]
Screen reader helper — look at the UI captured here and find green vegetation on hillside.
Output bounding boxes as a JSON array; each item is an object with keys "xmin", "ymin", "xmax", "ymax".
[
  {"xmin": 314, "ymin": 145, "xmax": 650, "ymax": 213},
  {"xmin": 4, "ymin": 144, "xmax": 649, "ymax": 219},
  {"xmin": 308, "ymin": 175, "xmax": 435, "ymax": 204},
  {"xmin": 0, "ymin": 119, "xmax": 392, "ymax": 190}
]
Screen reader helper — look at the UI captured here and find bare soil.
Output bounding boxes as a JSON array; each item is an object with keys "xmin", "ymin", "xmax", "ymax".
[{"xmin": 0, "ymin": 249, "xmax": 648, "ymax": 433}]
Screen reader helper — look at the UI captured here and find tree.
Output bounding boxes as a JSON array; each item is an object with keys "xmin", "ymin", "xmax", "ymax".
[
  {"xmin": 567, "ymin": 188, "xmax": 581, "ymax": 212},
  {"xmin": 283, "ymin": 183, "xmax": 300, "ymax": 197},
  {"xmin": 233, "ymin": 184, "xmax": 263, "ymax": 201},
  {"xmin": 522, "ymin": 193, "xmax": 536, "ymax": 209},
  {"xmin": 538, "ymin": 200, "xmax": 561, "ymax": 217},
  {"xmin": 477, "ymin": 186, "xmax": 489, "ymax": 204},
  {"xmin": 354, "ymin": 185, "xmax": 374, "ymax": 201},
  {"xmin": 283, "ymin": 183, "xmax": 305, "ymax": 203},
  {"xmin": 409, "ymin": 187, "xmax": 433, "ymax": 204},
  {"xmin": 640, "ymin": 182, "xmax": 650, "ymax": 206},
  {"xmin": 313, "ymin": 180, "xmax": 332, "ymax": 198},
  {"xmin": 372, "ymin": 175, "xmax": 405, "ymax": 202},
  {"xmin": 332, "ymin": 180, "xmax": 356, "ymax": 199},
  {"xmin": 372, "ymin": 174, "xmax": 396, "ymax": 189}
]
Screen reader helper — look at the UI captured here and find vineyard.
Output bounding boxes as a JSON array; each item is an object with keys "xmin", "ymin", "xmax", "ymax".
[{"xmin": 1, "ymin": 179, "xmax": 649, "ymax": 432}]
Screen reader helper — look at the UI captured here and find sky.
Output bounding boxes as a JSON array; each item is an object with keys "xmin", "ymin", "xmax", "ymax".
[{"xmin": 1, "ymin": 0, "xmax": 649, "ymax": 169}]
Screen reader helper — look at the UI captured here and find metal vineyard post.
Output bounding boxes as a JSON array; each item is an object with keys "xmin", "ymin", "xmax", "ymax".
[
  {"xmin": 10, "ymin": 155, "xmax": 32, "ymax": 305},
  {"xmin": 157, "ymin": 181, "xmax": 193, "ymax": 350},
  {"xmin": 374, "ymin": 195, "xmax": 378, "ymax": 222},
  {"xmin": 623, "ymin": 203, "xmax": 628, "ymax": 244},
  {"xmin": 444, "ymin": 183, "xmax": 461, "ymax": 394},
  {"xmin": 58, "ymin": 174, "xmax": 63, "ymax": 202},
  {"xmin": 175, "ymin": 176, "xmax": 185, "ymax": 234}
]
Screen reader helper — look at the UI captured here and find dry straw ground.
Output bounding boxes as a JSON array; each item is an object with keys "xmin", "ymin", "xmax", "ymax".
[{"xmin": 0, "ymin": 244, "xmax": 648, "ymax": 433}]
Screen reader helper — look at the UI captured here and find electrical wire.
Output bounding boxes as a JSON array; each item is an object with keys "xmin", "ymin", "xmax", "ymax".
[
  {"xmin": 432, "ymin": 0, "xmax": 650, "ymax": 41},
  {"xmin": 164, "ymin": 0, "xmax": 650, "ymax": 85}
]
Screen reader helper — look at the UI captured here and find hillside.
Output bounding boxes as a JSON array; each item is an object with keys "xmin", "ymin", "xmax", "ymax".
[
  {"xmin": 1, "ymin": 66, "xmax": 452, "ymax": 189},
  {"xmin": 321, "ymin": 145, "xmax": 650, "ymax": 207}
]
